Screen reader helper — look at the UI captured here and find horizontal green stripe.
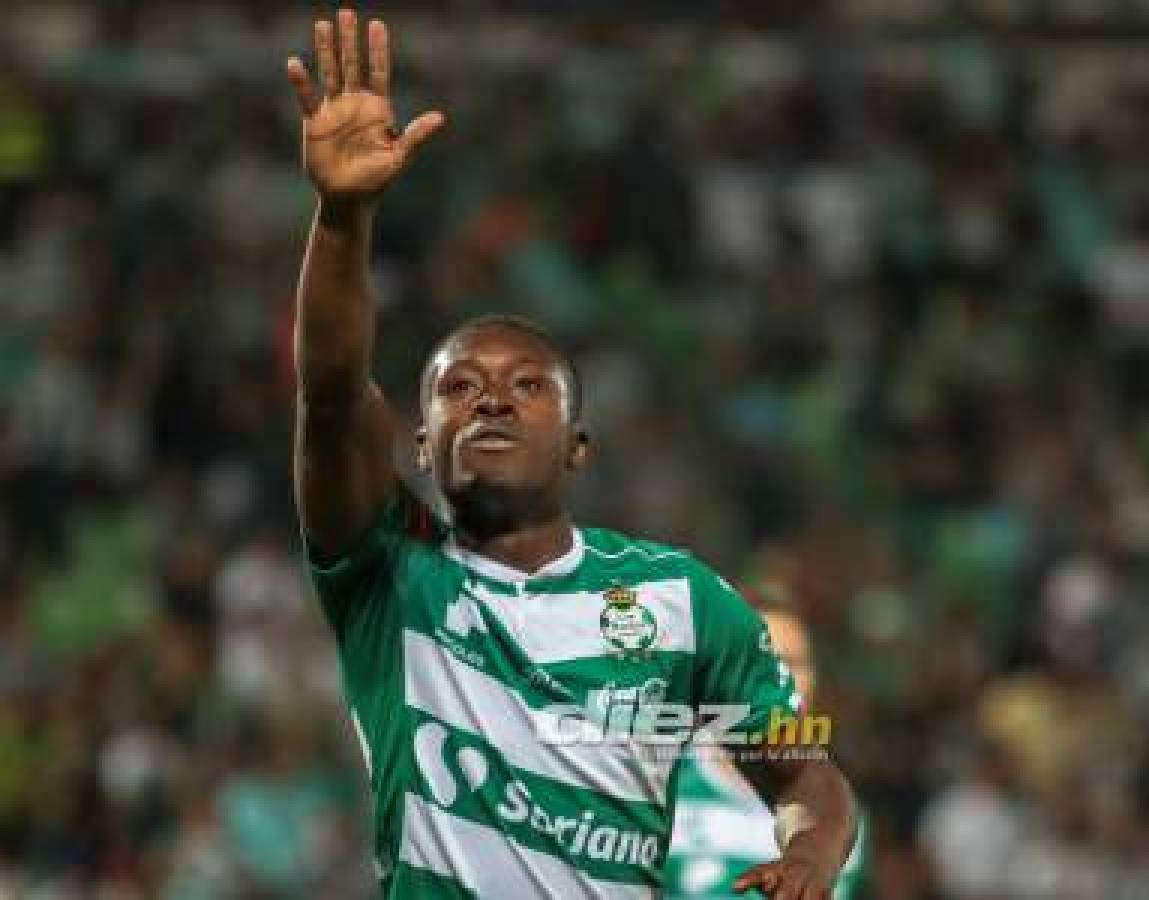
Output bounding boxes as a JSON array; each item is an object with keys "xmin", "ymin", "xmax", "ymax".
[
  {"xmin": 436, "ymin": 537, "xmax": 697, "ymax": 599},
  {"xmin": 528, "ymin": 557, "xmax": 695, "ymax": 596}
]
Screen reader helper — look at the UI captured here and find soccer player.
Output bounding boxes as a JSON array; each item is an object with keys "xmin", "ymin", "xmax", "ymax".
[
  {"xmin": 665, "ymin": 603, "xmax": 870, "ymax": 898},
  {"xmin": 286, "ymin": 10, "xmax": 856, "ymax": 899}
]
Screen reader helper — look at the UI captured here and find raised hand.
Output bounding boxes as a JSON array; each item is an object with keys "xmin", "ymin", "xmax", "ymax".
[{"xmin": 286, "ymin": 9, "xmax": 445, "ymax": 202}]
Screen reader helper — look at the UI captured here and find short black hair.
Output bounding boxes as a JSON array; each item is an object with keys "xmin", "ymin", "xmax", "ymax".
[{"xmin": 419, "ymin": 314, "xmax": 583, "ymax": 420}]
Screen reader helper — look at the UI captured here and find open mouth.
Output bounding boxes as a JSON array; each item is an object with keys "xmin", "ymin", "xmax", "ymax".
[
  {"xmin": 467, "ymin": 434, "xmax": 518, "ymax": 451},
  {"xmin": 461, "ymin": 423, "xmax": 522, "ymax": 452}
]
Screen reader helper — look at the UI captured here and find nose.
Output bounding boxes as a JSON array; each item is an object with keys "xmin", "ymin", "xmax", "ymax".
[{"xmin": 475, "ymin": 386, "xmax": 514, "ymax": 418}]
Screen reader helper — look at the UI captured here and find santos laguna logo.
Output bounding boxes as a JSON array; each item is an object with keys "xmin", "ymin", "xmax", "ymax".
[{"xmin": 413, "ymin": 722, "xmax": 662, "ymax": 867}]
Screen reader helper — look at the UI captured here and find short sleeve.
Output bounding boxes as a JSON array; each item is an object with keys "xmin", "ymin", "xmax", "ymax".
[
  {"xmin": 690, "ymin": 566, "xmax": 803, "ymax": 736},
  {"xmin": 302, "ymin": 486, "xmax": 434, "ymax": 637}
]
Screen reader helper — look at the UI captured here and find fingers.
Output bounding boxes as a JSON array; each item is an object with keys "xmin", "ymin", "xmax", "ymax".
[
  {"xmin": 338, "ymin": 8, "xmax": 361, "ymax": 92},
  {"xmin": 368, "ymin": 19, "xmax": 390, "ymax": 97},
  {"xmin": 735, "ymin": 860, "xmax": 831, "ymax": 899},
  {"xmin": 314, "ymin": 19, "xmax": 339, "ymax": 97},
  {"xmin": 286, "ymin": 57, "xmax": 320, "ymax": 117},
  {"xmin": 733, "ymin": 863, "xmax": 781, "ymax": 894},
  {"xmin": 398, "ymin": 110, "xmax": 447, "ymax": 156}
]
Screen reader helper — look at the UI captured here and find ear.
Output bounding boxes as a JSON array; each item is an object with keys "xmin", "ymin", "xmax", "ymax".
[
  {"xmin": 567, "ymin": 427, "xmax": 590, "ymax": 471},
  {"xmin": 415, "ymin": 426, "xmax": 431, "ymax": 472}
]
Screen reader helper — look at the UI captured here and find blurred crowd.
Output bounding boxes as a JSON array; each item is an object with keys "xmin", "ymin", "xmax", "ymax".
[{"xmin": 2, "ymin": 3, "xmax": 1149, "ymax": 898}]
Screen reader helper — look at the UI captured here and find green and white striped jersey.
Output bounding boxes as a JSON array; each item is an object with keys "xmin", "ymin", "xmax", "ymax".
[{"xmin": 305, "ymin": 489, "xmax": 800, "ymax": 899}]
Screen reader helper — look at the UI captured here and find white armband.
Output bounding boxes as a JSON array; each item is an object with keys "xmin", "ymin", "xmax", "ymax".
[{"xmin": 774, "ymin": 802, "xmax": 816, "ymax": 850}]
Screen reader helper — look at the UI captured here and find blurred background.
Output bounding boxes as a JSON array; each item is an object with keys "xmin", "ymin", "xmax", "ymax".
[{"xmin": 3, "ymin": 1, "xmax": 1149, "ymax": 898}]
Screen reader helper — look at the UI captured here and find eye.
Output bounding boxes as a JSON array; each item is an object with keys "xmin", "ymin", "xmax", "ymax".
[
  {"xmin": 516, "ymin": 376, "xmax": 544, "ymax": 395},
  {"xmin": 445, "ymin": 377, "xmax": 477, "ymax": 397}
]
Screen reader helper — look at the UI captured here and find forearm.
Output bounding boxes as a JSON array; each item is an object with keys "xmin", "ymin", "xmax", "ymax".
[
  {"xmin": 735, "ymin": 752, "xmax": 856, "ymax": 870},
  {"xmin": 773, "ymin": 758, "xmax": 857, "ymax": 871},
  {"xmin": 294, "ymin": 198, "xmax": 377, "ymax": 408}
]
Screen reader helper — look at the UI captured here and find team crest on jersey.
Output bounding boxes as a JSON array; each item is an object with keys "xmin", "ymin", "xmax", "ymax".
[{"xmin": 599, "ymin": 586, "xmax": 657, "ymax": 656}]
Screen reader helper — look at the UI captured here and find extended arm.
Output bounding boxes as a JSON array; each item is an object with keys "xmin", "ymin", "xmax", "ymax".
[
  {"xmin": 293, "ymin": 199, "xmax": 392, "ymax": 554},
  {"xmin": 287, "ymin": 10, "xmax": 444, "ymax": 554}
]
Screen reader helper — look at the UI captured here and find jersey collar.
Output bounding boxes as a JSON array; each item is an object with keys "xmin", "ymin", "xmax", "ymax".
[{"xmin": 443, "ymin": 527, "xmax": 585, "ymax": 586}]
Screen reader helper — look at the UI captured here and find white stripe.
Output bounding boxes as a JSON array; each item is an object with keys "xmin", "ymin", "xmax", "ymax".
[
  {"xmin": 399, "ymin": 792, "xmax": 657, "ymax": 900},
  {"xmin": 669, "ymin": 801, "xmax": 781, "ymax": 859},
  {"xmin": 350, "ymin": 709, "xmax": 372, "ymax": 776},
  {"xmin": 405, "ymin": 630, "xmax": 671, "ymax": 804},
  {"xmin": 477, "ymin": 578, "xmax": 695, "ymax": 665}
]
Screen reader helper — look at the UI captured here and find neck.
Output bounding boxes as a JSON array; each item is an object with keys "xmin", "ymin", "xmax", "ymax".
[{"xmin": 453, "ymin": 510, "xmax": 574, "ymax": 575}]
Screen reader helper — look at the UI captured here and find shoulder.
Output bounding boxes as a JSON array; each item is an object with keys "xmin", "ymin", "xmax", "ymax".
[
  {"xmin": 579, "ymin": 527, "xmax": 735, "ymax": 591},
  {"xmin": 581, "ymin": 526, "xmax": 692, "ymax": 568}
]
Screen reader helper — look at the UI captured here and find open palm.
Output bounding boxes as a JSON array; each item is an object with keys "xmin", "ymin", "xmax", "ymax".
[{"xmin": 287, "ymin": 10, "xmax": 445, "ymax": 200}]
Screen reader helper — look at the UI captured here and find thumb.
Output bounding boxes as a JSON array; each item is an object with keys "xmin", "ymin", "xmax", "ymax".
[{"xmin": 398, "ymin": 110, "xmax": 446, "ymax": 157}]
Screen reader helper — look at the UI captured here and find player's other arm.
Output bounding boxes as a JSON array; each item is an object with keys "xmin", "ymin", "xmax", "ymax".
[
  {"xmin": 286, "ymin": 10, "xmax": 444, "ymax": 555},
  {"xmin": 691, "ymin": 569, "xmax": 856, "ymax": 899},
  {"xmin": 733, "ymin": 754, "xmax": 857, "ymax": 900}
]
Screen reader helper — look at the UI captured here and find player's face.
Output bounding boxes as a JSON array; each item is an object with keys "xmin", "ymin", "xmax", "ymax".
[{"xmin": 419, "ymin": 326, "xmax": 583, "ymax": 500}]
